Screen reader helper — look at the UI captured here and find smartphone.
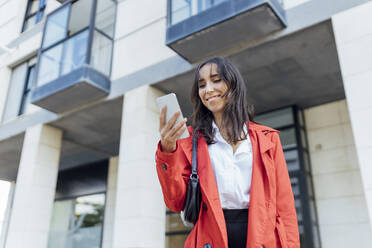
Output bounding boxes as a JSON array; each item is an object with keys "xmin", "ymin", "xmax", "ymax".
[{"xmin": 156, "ymin": 93, "xmax": 190, "ymax": 140}]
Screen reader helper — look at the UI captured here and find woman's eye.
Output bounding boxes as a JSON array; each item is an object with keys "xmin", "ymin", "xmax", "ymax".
[
  {"xmin": 198, "ymin": 84, "xmax": 205, "ymax": 88},
  {"xmin": 213, "ymin": 79, "xmax": 221, "ymax": 83}
]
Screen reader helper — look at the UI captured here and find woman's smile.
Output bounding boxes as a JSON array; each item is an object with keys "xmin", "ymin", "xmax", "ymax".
[{"xmin": 206, "ymin": 95, "xmax": 221, "ymax": 102}]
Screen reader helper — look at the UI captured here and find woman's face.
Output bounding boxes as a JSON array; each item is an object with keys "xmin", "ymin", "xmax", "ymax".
[{"xmin": 198, "ymin": 63, "xmax": 228, "ymax": 117}]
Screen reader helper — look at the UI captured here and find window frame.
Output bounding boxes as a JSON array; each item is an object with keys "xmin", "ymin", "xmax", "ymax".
[
  {"xmin": 22, "ymin": 0, "xmax": 47, "ymax": 32},
  {"xmin": 18, "ymin": 63, "xmax": 36, "ymax": 116}
]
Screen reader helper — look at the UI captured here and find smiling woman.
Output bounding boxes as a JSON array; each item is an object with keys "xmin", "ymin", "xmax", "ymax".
[
  {"xmin": 155, "ymin": 57, "xmax": 300, "ymax": 248},
  {"xmin": 191, "ymin": 57, "xmax": 254, "ymax": 146}
]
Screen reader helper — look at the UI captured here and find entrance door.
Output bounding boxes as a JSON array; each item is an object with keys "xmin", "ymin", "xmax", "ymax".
[{"xmin": 48, "ymin": 193, "xmax": 105, "ymax": 248}]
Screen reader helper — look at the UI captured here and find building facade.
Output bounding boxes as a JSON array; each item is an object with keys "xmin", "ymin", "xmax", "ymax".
[{"xmin": 0, "ymin": 0, "xmax": 372, "ymax": 247}]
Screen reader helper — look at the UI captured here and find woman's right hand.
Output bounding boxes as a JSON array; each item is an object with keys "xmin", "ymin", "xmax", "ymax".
[{"xmin": 159, "ymin": 106, "xmax": 187, "ymax": 153}]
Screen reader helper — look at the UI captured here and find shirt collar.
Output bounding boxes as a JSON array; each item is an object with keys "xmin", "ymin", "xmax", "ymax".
[{"xmin": 212, "ymin": 121, "xmax": 250, "ymax": 145}]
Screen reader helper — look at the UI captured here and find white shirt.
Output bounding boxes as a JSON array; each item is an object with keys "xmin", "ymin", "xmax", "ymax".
[{"xmin": 208, "ymin": 122, "xmax": 253, "ymax": 209}]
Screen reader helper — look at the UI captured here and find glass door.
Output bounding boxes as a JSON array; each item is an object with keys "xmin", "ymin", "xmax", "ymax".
[{"xmin": 48, "ymin": 193, "xmax": 105, "ymax": 248}]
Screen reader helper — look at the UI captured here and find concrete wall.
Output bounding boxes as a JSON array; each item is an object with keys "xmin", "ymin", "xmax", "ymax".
[
  {"xmin": 112, "ymin": 86, "xmax": 166, "ymax": 248},
  {"xmin": 0, "ymin": 0, "xmax": 62, "ymax": 125},
  {"xmin": 112, "ymin": 0, "xmax": 176, "ymax": 80},
  {"xmin": 0, "ymin": 180, "xmax": 11, "ymax": 247},
  {"xmin": 0, "ymin": 0, "xmax": 27, "ymax": 46},
  {"xmin": 283, "ymin": 0, "xmax": 311, "ymax": 10},
  {"xmin": 332, "ymin": 0, "xmax": 372, "ymax": 235},
  {"xmin": 305, "ymin": 99, "xmax": 372, "ymax": 248}
]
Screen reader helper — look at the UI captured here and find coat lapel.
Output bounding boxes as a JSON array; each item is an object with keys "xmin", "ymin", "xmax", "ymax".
[
  {"xmin": 249, "ymin": 122, "xmax": 279, "ymax": 200},
  {"xmin": 198, "ymin": 136, "xmax": 229, "ymax": 247},
  {"xmin": 179, "ymin": 132, "xmax": 228, "ymax": 246}
]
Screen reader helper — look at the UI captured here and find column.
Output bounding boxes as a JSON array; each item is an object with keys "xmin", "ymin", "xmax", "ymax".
[
  {"xmin": 332, "ymin": 1, "xmax": 372, "ymax": 231},
  {"xmin": 5, "ymin": 124, "xmax": 62, "ymax": 248},
  {"xmin": 0, "ymin": 182, "xmax": 14, "ymax": 248},
  {"xmin": 0, "ymin": 66, "xmax": 11, "ymax": 122},
  {"xmin": 102, "ymin": 156, "xmax": 119, "ymax": 248},
  {"xmin": 112, "ymin": 85, "xmax": 165, "ymax": 248}
]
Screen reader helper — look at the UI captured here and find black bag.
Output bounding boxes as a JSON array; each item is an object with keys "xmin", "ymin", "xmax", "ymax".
[{"xmin": 182, "ymin": 130, "xmax": 202, "ymax": 224}]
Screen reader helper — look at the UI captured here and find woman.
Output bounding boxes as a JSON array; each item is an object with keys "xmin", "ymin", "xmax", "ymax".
[{"xmin": 155, "ymin": 57, "xmax": 300, "ymax": 248}]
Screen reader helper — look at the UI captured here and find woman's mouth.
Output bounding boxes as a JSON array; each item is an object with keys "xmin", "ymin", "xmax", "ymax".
[{"xmin": 207, "ymin": 95, "xmax": 220, "ymax": 102}]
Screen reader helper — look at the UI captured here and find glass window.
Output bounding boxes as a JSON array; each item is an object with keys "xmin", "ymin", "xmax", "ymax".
[
  {"xmin": 29, "ymin": 0, "xmax": 41, "ymax": 14},
  {"xmin": 306, "ymin": 173, "xmax": 314, "ymax": 198},
  {"xmin": 22, "ymin": 0, "xmax": 46, "ymax": 32},
  {"xmin": 95, "ymin": 0, "xmax": 116, "ymax": 37},
  {"xmin": 198, "ymin": 0, "xmax": 227, "ymax": 12},
  {"xmin": 284, "ymin": 149, "xmax": 300, "ymax": 172},
  {"xmin": 303, "ymin": 151, "xmax": 311, "ymax": 173},
  {"xmin": 170, "ymin": 0, "xmax": 228, "ymax": 25},
  {"xmin": 166, "ymin": 209, "xmax": 192, "ymax": 248},
  {"xmin": 48, "ymin": 194, "xmax": 105, "ymax": 248},
  {"xmin": 91, "ymin": 31, "xmax": 112, "ymax": 76},
  {"xmin": 166, "ymin": 234, "xmax": 189, "ymax": 248},
  {"xmin": 38, "ymin": 44, "xmax": 63, "ymax": 86},
  {"xmin": 300, "ymin": 128, "xmax": 307, "ymax": 149},
  {"xmin": 48, "ymin": 199, "xmax": 75, "ymax": 248},
  {"xmin": 255, "ymin": 107, "xmax": 294, "ymax": 129},
  {"xmin": 37, "ymin": 30, "xmax": 89, "ymax": 87},
  {"xmin": 19, "ymin": 65, "xmax": 35, "ymax": 115},
  {"xmin": 61, "ymin": 30, "xmax": 89, "ymax": 75},
  {"xmin": 279, "ymin": 128, "xmax": 297, "ymax": 149},
  {"xmin": 68, "ymin": 0, "xmax": 92, "ymax": 36},
  {"xmin": 198, "ymin": 0, "xmax": 213, "ymax": 12},
  {"xmin": 23, "ymin": 15, "xmax": 38, "ymax": 33},
  {"xmin": 171, "ymin": 0, "xmax": 191, "ymax": 25},
  {"xmin": 297, "ymin": 109, "xmax": 305, "ymax": 127},
  {"xmin": 291, "ymin": 177, "xmax": 301, "ymax": 197},
  {"xmin": 294, "ymin": 198, "xmax": 303, "ymax": 222},
  {"xmin": 43, "ymin": 6, "xmax": 69, "ymax": 49}
]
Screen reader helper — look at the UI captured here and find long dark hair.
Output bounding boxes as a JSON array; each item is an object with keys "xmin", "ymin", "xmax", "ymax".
[{"xmin": 190, "ymin": 57, "xmax": 255, "ymax": 145}]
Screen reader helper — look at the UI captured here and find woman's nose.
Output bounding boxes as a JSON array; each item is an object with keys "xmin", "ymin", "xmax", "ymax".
[{"xmin": 205, "ymin": 82, "xmax": 213, "ymax": 92}]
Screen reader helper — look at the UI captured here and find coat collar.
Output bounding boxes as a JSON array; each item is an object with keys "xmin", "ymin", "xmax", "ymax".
[
  {"xmin": 247, "ymin": 121, "xmax": 280, "ymax": 154},
  {"xmin": 178, "ymin": 121, "xmax": 280, "ymax": 164}
]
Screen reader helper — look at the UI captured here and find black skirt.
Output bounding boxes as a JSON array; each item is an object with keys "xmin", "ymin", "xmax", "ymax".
[{"xmin": 223, "ymin": 209, "xmax": 248, "ymax": 248}]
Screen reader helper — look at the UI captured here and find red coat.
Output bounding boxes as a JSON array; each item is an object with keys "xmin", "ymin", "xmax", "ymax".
[{"xmin": 155, "ymin": 121, "xmax": 300, "ymax": 248}]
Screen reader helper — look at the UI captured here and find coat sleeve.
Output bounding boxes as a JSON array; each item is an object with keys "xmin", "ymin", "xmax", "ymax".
[
  {"xmin": 272, "ymin": 132, "xmax": 300, "ymax": 248},
  {"xmin": 155, "ymin": 138, "xmax": 191, "ymax": 213}
]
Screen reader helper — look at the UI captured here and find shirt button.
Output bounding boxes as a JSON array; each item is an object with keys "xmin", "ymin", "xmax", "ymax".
[{"xmin": 161, "ymin": 164, "xmax": 167, "ymax": 170}]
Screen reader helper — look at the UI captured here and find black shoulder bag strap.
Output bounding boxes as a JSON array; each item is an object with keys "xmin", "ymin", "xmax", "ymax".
[{"xmin": 182, "ymin": 129, "xmax": 202, "ymax": 224}]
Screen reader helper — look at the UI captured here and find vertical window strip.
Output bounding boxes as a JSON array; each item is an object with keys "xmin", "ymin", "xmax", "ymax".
[{"xmin": 19, "ymin": 64, "xmax": 35, "ymax": 115}]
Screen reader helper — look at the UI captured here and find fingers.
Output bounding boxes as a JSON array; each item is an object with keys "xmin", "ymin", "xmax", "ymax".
[
  {"xmin": 164, "ymin": 110, "xmax": 181, "ymax": 133},
  {"xmin": 159, "ymin": 106, "xmax": 166, "ymax": 131},
  {"xmin": 169, "ymin": 118, "xmax": 187, "ymax": 138},
  {"xmin": 172, "ymin": 123, "xmax": 187, "ymax": 140},
  {"xmin": 160, "ymin": 110, "xmax": 179, "ymax": 140}
]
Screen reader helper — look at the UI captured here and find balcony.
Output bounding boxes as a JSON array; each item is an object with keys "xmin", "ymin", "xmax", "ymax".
[
  {"xmin": 166, "ymin": 0, "xmax": 286, "ymax": 63},
  {"xmin": 32, "ymin": 0, "xmax": 116, "ymax": 113}
]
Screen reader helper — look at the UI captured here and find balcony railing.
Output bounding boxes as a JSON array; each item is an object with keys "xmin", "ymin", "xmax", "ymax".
[
  {"xmin": 166, "ymin": 0, "xmax": 287, "ymax": 62},
  {"xmin": 32, "ymin": 0, "xmax": 116, "ymax": 113}
]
